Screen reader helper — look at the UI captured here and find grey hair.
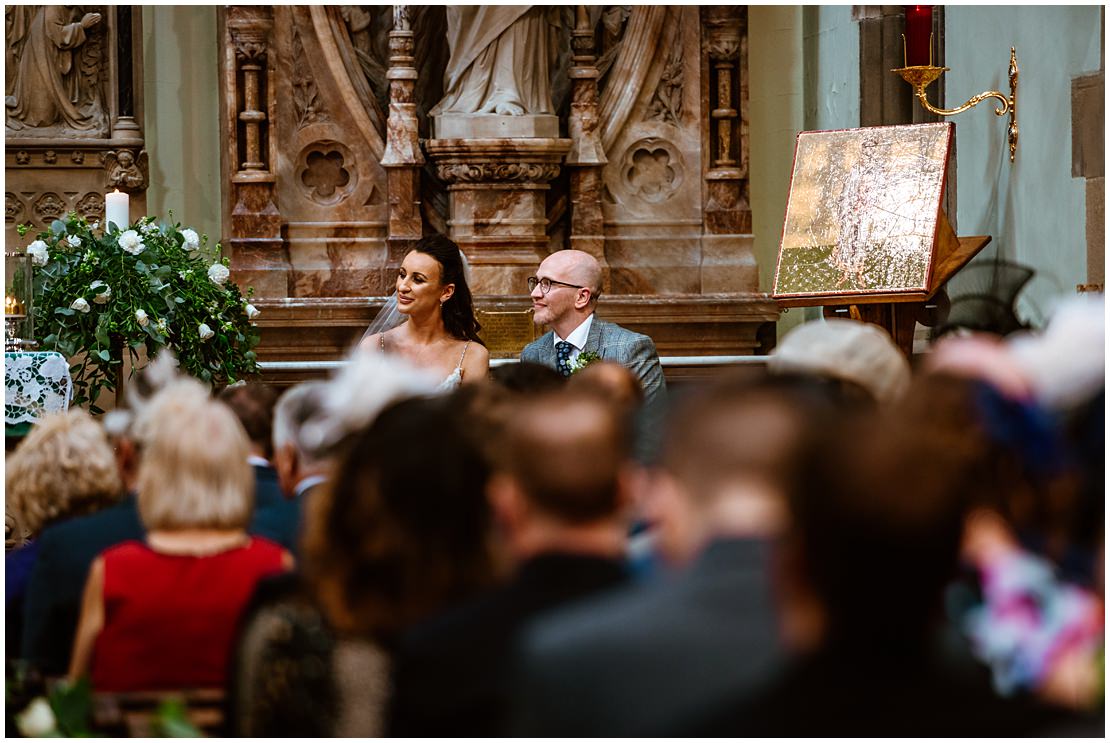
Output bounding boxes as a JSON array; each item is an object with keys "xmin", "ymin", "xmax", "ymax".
[
  {"xmin": 272, "ymin": 381, "xmax": 331, "ymax": 467},
  {"xmin": 299, "ymin": 349, "xmax": 441, "ymax": 455}
]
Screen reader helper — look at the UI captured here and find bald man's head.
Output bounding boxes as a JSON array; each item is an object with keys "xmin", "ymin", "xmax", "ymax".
[{"xmin": 531, "ymin": 250, "xmax": 603, "ymax": 336}]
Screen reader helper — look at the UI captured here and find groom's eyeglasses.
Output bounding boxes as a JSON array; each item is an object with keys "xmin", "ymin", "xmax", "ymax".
[{"xmin": 527, "ymin": 276, "xmax": 584, "ymax": 295}]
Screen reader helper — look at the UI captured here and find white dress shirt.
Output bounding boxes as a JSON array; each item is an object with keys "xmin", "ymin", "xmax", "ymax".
[{"xmin": 552, "ymin": 313, "xmax": 594, "ymax": 368}]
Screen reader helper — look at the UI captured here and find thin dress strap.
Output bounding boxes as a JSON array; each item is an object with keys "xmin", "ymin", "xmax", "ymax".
[{"xmin": 457, "ymin": 341, "xmax": 470, "ymax": 371}]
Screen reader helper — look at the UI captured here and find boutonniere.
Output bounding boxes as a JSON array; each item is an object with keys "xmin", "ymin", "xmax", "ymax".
[{"xmin": 569, "ymin": 351, "xmax": 601, "ymax": 375}]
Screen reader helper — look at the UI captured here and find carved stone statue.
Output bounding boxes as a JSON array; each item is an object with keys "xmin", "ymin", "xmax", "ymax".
[
  {"xmin": 102, "ymin": 149, "xmax": 148, "ymax": 192},
  {"xmin": 6, "ymin": 5, "xmax": 107, "ymax": 135},
  {"xmin": 431, "ymin": 6, "xmax": 558, "ymax": 116}
]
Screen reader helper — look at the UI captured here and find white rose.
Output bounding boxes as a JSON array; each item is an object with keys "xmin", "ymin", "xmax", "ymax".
[
  {"xmin": 15, "ymin": 697, "xmax": 58, "ymax": 737},
  {"xmin": 198, "ymin": 323, "xmax": 214, "ymax": 341},
  {"xmin": 70, "ymin": 297, "xmax": 90, "ymax": 313},
  {"xmin": 65, "ymin": 234, "xmax": 82, "ymax": 248},
  {"xmin": 245, "ymin": 303, "xmax": 260, "ymax": 320},
  {"xmin": 117, "ymin": 229, "xmax": 146, "ymax": 255},
  {"xmin": 90, "ymin": 280, "xmax": 112, "ymax": 304},
  {"xmin": 135, "ymin": 308, "xmax": 149, "ymax": 326},
  {"xmin": 207, "ymin": 263, "xmax": 230, "ymax": 286},
  {"xmin": 90, "ymin": 221, "xmax": 100, "ymax": 231},
  {"xmin": 181, "ymin": 228, "xmax": 200, "ymax": 251},
  {"xmin": 26, "ymin": 239, "xmax": 49, "ymax": 266}
]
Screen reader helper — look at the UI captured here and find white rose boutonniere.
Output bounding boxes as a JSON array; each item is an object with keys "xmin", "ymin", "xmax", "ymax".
[
  {"xmin": 70, "ymin": 297, "xmax": 91, "ymax": 313},
  {"xmin": 135, "ymin": 308, "xmax": 149, "ymax": 326},
  {"xmin": 26, "ymin": 239, "xmax": 49, "ymax": 266},
  {"xmin": 90, "ymin": 280, "xmax": 112, "ymax": 304},
  {"xmin": 198, "ymin": 323, "xmax": 215, "ymax": 341},
  {"xmin": 569, "ymin": 351, "xmax": 601, "ymax": 375},
  {"xmin": 117, "ymin": 229, "xmax": 145, "ymax": 255},
  {"xmin": 181, "ymin": 228, "xmax": 200, "ymax": 251},
  {"xmin": 245, "ymin": 303, "xmax": 260, "ymax": 320},
  {"xmin": 208, "ymin": 263, "xmax": 230, "ymax": 286}
]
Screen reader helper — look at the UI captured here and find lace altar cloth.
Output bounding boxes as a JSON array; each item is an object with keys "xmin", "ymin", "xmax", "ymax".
[{"xmin": 5, "ymin": 352, "xmax": 73, "ymax": 425}]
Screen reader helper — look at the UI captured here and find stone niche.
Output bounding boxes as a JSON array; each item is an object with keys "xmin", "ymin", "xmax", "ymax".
[
  {"xmin": 5, "ymin": 6, "xmax": 148, "ymax": 245},
  {"xmin": 219, "ymin": 5, "xmax": 778, "ymax": 373}
]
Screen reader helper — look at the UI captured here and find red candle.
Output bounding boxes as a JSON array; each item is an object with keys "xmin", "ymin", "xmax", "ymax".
[{"xmin": 904, "ymin": 5, "xmax": 933, "ymax": 67}]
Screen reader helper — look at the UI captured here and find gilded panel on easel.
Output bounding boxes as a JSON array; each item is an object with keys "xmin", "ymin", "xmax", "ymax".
[{"xmin": 773, "ymin": 122, "xmax": 953, "ymax": 298}]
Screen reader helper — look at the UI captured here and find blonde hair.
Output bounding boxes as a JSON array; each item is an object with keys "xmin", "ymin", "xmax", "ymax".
[
  {"xmin": 135, "ymin": 380, "xmax": 253, "ymax": 531},
  {"xmin": 5, "ymin": 409, "xmax": 122, "ymax": 545}
]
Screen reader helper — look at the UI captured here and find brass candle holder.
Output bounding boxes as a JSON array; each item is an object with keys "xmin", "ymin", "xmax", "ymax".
[{"xmin": 892, "ymin": 37, "xmax": 1018, "ymax": 163}]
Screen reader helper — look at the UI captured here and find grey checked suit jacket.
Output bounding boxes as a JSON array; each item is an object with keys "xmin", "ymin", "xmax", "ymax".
[{"xmin": 519, "ymin": 318, "xmax": 666, "ymax": 409}]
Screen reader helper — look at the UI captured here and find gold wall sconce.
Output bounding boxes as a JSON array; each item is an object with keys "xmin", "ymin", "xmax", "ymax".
[{"xmin": 892, "ymin": 37, "xmax": 1019, "ymax": 162}]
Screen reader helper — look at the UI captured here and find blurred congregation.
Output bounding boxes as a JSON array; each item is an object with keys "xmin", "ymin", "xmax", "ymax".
[{"xmin": 4, "ymin": 297, "xmax": 1104, "ymax": 737}]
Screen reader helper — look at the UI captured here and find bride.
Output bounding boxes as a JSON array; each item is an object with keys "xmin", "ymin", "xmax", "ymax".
[{"xmin": 359, "ymin": 234, "xmax": 489, "ymax": 389}]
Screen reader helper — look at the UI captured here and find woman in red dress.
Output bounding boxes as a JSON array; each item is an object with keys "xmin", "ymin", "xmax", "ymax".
[{"xmin": 67, "ymin": 379, "xmax": 293, "ymax": 691}]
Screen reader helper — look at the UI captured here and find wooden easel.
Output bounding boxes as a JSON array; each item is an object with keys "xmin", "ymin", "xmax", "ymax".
[{"xmin": 775, "ymin": 211, "xmax": 990, "ymax": 357}]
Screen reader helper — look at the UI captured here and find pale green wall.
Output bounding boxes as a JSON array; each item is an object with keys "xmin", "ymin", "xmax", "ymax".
[
  {"xmin": 946, "ymin": 6, "xmax": 1101, "ymax": 326},
  {"xmin": 749, "ymin": 6, "xmax": 806, "ymax": 335},
  {"xmin": 142, "ymin": 6, "xmax": 222, "ymax": 250},
  {"xmin": 803, "ymin": 5, "xmax": 860, "ymax": 132}
]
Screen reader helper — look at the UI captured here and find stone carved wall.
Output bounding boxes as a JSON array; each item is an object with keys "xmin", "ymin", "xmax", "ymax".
[
  {"xmin": 5, "ymin": 6, "xmax": 146, "ymax": 248},
  {"xmin": 221, "ymin": 5, "xmax": 775, "ymax": 362}
]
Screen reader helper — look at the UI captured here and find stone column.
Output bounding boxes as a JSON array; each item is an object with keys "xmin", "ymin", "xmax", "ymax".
[
  {"xmin": 700, "ymin": 6, "xmax": 756, "ymax": 292},
  {"xmin": 426, "ymin": 137, "xmax": 570, "ymax": 295},
  {"xmin": 566, "ymin": 6, "xmax": 609, "ymax": 279},
  {"xmin": 381, "ymin": 5, "xmax": 424, "ymax": 264},
  {"xmin": 225, "ymin": 8, "xmax": 285, "ymax": 297}
]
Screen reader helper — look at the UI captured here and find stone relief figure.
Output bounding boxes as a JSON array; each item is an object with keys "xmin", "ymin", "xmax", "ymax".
[
  {"xmin": 102, "ymin": 149, "xmax": 148, "ymax": 192},
  {"xmin": 6, "ymin": 6, "xmax": 107, "ymax": 136},
  {"xmin": 431, "ymin": 6, "xmax": 560, "ymax": 116},
  {"xmin": 340, "ymin": 6, "xmax": 447, "ymax": 135}
]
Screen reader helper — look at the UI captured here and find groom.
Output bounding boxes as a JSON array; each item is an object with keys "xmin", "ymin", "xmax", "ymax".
[{"xmin": 521, "ymin": 250, "xmax": 666, "ymax": 409}]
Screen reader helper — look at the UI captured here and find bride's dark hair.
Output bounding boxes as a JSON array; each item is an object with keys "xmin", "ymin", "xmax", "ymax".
[{"xmin": 413, "ymin": 234, "xmax": 484, "ymax": 345}]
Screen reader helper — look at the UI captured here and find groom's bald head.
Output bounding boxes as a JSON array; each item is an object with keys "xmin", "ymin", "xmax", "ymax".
[
  {"xmin": 540, "ymin": 250, "xmax": 602, "ymax": 301},
  {"xmin": 531, "ymin": 250, "xmax": 605, "ymax": 337}
]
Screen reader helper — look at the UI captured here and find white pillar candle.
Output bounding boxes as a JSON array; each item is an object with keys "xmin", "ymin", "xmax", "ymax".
[{"xmin": 105, "ymin": 190, "xmax": 130, "ymax": 231}]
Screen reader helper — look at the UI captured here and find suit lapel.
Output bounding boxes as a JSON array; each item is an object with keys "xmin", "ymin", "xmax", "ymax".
[
  {"xmin": 539, "ymin": 331, "xmax": 558, "ymax": 366},
  {"xmin": 584, "ymin": 317, "xmax": 603, "ymax": 355}
]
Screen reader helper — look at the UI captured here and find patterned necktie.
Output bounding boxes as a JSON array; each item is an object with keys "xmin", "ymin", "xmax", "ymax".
[{"xmin": 555, "ymin": 341, "xmax": 573, "ymax": 377}]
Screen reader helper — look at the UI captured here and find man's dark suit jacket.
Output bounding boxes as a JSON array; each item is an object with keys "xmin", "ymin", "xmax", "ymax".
[
  {"xmin": 246, "ymin": 464, "xmax": 301, "ymax": 553},
  {"xmin": 387, "ymin": 552, "xmax": 630, "ymax": 737},
  {"xmin": 509, "ymin": 537, "xmax": 783, "ymax": 736},
  {"xmin": 21, "ymin": 495, "xmax": 145, "ymax": 673}
]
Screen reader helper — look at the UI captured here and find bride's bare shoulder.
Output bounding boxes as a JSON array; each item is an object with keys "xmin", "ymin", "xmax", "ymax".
[{"xmin": 358, "ymin": 331, "xmax": 385, "ymax": 353}]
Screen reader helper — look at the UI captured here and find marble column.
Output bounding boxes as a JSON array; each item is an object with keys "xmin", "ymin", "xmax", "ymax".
[
  {"xmin": 566, "ymin": 5, "xmax": 609, "ymax": 282},
  {"xmin": 426, "ymin": 135, "xmax": 570, "ymax": 295},
  {"xmin": 381, "ymin": 5, "xmax": 423, "ymax": 265},
  {"xmin": 225, "ymin": 8, "xmax": 286, "ymax": 297},
  {"xmin": 701, "ymin": 6, "xmax": 756, "ymax": 293}
]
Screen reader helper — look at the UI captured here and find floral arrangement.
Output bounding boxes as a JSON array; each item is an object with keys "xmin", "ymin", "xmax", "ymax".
[
  {"xmin": 569, "ymin": 350, "xmax": 601, "ymax": 375},
  {"xmin": 18, "ymin": 212, "xmax": 260, "ymax": 411}
]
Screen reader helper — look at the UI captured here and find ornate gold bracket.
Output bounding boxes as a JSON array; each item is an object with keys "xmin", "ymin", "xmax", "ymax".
[{"xmin": 893, "ymin": 47, "xmax": 1018, "ymax": 162}]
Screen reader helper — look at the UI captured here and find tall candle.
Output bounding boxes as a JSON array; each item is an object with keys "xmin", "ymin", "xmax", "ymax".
[
  {"xmin": 105, "ymin": 189, "xmax": 130, "ymax": 232},
  {"xmin": 904, "ymin": 5, "xmax": 933, "ymax": 67}
]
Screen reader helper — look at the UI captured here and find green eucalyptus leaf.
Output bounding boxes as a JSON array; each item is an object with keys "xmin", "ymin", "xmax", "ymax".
[{"xmin": 50, "ymin": 220, "xmax": 67, "ymax": 236}]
